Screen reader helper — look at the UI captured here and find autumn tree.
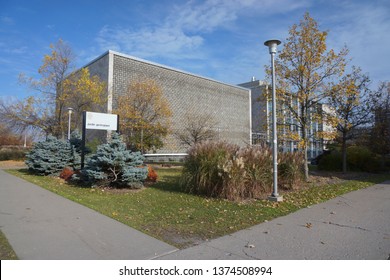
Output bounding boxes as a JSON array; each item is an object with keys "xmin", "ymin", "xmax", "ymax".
[
  {"xmin": 175, "ymin": 111, "xmax": 218, "ymax": 147},
  {"xmin": 2, "ymin": 39, "xmax": 106, "ymax": 138},
  {"xmin": 272, "ymin": 12, "xmax": 348, "ymax": 180},
  {"xmin": 0, "ymin": 124, "xmax": 23, "ymax": 146},
  {"xmin": 114, "ymin": 80, "xmax": 172, "ymax": 152},
  {"xmin": 61, "ymin": 68, "xmax": 107, "ymax": 131},
  {"xmin": 327, "ymin": 67, "xmax": 372, "ymax": 172},
  {"xmin": 19, "ymin": 39, "xmax": 75, "ymax": 137},
  {"xmin": 0, "ymin": 96, "xmax": 55, "ymax": 136},
  {"xmin": 370, "ymin": 82, "xmax": 390, "ymax": 166}
]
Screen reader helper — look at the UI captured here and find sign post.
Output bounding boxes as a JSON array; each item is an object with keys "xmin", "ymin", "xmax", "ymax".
[{"xmin": 81, "ymin": 111, "xmax": 119, "ymax": 169}]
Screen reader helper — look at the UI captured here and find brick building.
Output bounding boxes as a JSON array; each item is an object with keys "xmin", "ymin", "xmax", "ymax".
[
  {"xmin": 239, "ymin": 79, "xmax": 328, "ymax": 159},
  {"xmin": 84, "ymin": 50, "xmax": 251, "ymax": 154}
]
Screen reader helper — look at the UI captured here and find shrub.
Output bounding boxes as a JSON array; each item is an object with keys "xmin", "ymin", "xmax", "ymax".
[
  {"xmin": 278, "ymin": 152, "xmax": 305, "ymax": 190},
  {"xmin": 79, "ymin": 133, "xmax": 148, "ymax": 188},
  {"xmin": 347, "ymin": 146, "xmax": 382, "ymax": 172},
  {"xmin": 25, "ymin": 136, "xmax": 74, "ymax": 175},
  {"xmin": 318, "ymin": 146, "xmax": 387, "ymax": 173},
  {"xmin": 146, "ymin": 165, "xmax": 158, "ymax": 182},
  {"xmin": 68, "ymin": 130, "xmax": 91, "ymax": 169},
  {"xmin": 181, "ymin": 141, "xmax": 305, "ymax": 201},
  {"xmin": 220, "ymin": 145, "xmax": 273, "ymax": 200},
  {"xmin": 181, "ymin": 141, "xmax": 239, "ymax": 197},
  {"xmin": 0, "ymin": 148, "xmax": 27, "ymax": 161},
  {"xmin": 25, "ymin": 134, "xmax": 84, "ymax": 176},
  {"xmin": 318, "ymin": 150, "xmax": 342, "ymax": 171},
  {"xmin": 60, "ymin": 167, "xmax": 75, "ymax": 181}
]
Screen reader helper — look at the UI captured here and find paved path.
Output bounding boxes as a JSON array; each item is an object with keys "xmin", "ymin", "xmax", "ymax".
[
  {"xmin": 1, "ymin": 169, "xmax": 389, "ymax": 260},
  {"xmin": 158, "ymin": 180, "xmax": 390, "ymax": 260},
  {"xmin": 0, "ymin": 170, "xmax": 177, "ymax": 259}
]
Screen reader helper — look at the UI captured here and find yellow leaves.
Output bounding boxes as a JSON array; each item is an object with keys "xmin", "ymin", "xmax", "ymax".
[
  {"xmin": 278, "ymin": 12, "xmax": 347, "ymax": 89},
  {"xmin": 305, "ymin": 222, "xmax": 312, "ymax": 229},
  {"xmin": 113, "ymin": 79, "xmax": 172, "ymax": 151},
  {"xmin": 61, "ymin": 67, "xmax": 106, "ymax": 111}
]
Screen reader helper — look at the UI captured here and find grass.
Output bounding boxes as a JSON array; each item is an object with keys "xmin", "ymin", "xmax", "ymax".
[
  {"xmin": 0, "ymin": 230, "xmax": 18, "ymax": 260},
  {"xmin": 6, "ymin": 168, "xmax": 390, "ymax": 248}
]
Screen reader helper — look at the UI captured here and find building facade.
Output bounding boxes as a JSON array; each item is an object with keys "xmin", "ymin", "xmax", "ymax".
[
  {"xmin": 239, "ymin": 79, "xmax": 328, "ymax": 159},
  {"xmin": 84, "ymin": 50, "xmax": 251, "ymax": 154}
]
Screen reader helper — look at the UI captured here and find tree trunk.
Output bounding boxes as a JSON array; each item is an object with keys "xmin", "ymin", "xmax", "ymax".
[
  {"xmin": 342, "ymin": 132, "xmax": 347, "ymax": 173},
  {"xmin": 302, "ymin": 124, "xmax": 309, "ymax": 182},
  {"xmin": 304, "ymin": 143, "xmax": 309, "ymax": 181}
]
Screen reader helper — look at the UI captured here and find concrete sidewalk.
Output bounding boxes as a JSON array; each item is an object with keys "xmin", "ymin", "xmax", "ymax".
[
  {"xmin": 0, "ymin": 170, "xmax": 177, "ymax": 259},
  {"xmin": 158, "ymin": 180, "xmax": 390, "ymax": 260},
  {"xmin": 1, "ymin": 168, "xmax": 389, "ymax": 260}
]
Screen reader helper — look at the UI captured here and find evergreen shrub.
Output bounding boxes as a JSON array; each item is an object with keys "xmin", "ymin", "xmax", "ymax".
[
  {"xmin": 68, "ymin": 130, "xmax": 91, "ymax": 170},
  {"xmin": 25, "ymin": 136, "xmax": 75, "ymax": 175},
  {"xmin": 79, "ymin": 133, "xmax": 148, "ymax": 188}
]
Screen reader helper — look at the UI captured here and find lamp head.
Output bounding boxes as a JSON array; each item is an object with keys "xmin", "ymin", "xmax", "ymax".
[{"xmin": 264, "ymin": 39, "xmax": 281, "ymax": 54}]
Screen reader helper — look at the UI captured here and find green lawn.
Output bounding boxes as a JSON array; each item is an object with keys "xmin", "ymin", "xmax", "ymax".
[
  {"xmin": 6, "ymin": 168, "xmax": 390, "ymax": 248},
  {"xmin": 0, "ymin": 230, "xmax": 18, "ymax": 260}
]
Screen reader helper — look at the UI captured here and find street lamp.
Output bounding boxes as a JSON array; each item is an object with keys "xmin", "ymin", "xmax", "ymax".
[
  {"xmin": 23, "ymin": 117, "xmax": 29, "ymax": 148},
  {"xmin": 67, "ymin": 107, "xmax": 74, "ymax": 140},
  {"xmin": 264, "ymin": 39, "xmax": 283, "ymax": 202}
]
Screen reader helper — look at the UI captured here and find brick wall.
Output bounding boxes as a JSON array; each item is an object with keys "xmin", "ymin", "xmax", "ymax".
[{"xmin": 87, "ymin": 51, "xmax": 251, "ymax": 153}]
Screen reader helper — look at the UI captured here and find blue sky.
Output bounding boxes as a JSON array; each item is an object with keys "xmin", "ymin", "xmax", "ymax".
[{"xmin": 1, "ymin": 0, "xmax": 389, "ymax": 100}]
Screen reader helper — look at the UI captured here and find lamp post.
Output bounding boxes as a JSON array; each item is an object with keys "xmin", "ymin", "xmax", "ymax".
[
  {"xmin": 67, "ymin": 107, "xmax": 73, "ymax": 140},
  {"xmin": 23, "ymin": 117, "xmax": 29, "ymax": 148},
  {"xmin": 264, "ymin": 39, "xmax": 283, "ymax": 202},
  {"xmin": 24, "ymin": 132, "xmax": 27, "ymax": 148}
]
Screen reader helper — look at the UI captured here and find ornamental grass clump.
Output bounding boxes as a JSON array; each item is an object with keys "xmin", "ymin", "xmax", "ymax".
[
  {"xmin": 181, "ymin": 141, "xmax": 239, "ymax": 197},
  {"xmin": 181, "ymin": 141, "xmax": 305, "ymax": 201},
  {"xmin": 221, "ymin": 145, "xmax": 274, "ymax": 200},
  {"xmin": 278, "ymin": 152, "xmax": 305, "ymax": 190}
]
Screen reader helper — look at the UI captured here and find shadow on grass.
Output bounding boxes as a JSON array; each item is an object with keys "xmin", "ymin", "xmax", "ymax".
[
  {"xmin": 309, "ymin": 169, "xmax": 390, "ymax": 183},
  {"xmin": 148, "ymin": 174, "xmax": 188, "ymax": 194},
  {"xmin": 14, "ymin": 168, "xmax": 92, "ymax": 189},
  {"xmin": 16, "ymin": 168, "xmax": 31, "ymax": 175}
]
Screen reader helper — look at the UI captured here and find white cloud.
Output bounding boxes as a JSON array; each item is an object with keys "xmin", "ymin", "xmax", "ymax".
[
  {"xmin": 0, "ymin": 40, "xmax": 27, "ymax": 54},
  {"xmin": 94, "ymin": 0, "xmax": 309, "ymax": 60},
  {"xmin": 96, "ymin": 25, "xmax": 204, "ymax": 59},
  {"xmin": 0, "ymin": 16, "xmax": 14, "ymax": 25},
  {"xmin": 169, "ymin": 0, "xmax": 241, "ymax": 33},
  {"xmin": 323, "ymin": 1, "xmax": 390, "ymax": 84}
]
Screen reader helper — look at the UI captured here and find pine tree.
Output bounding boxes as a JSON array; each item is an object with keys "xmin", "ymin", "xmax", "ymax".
[
  {"xmin": 69, "ymin": 130, "xmax": 91, "ymax": 169},
  {"xmin": 80, "ymin": 133, "xmax": 148, "ymax": 188},
  {"xmin": 25, "ymin": 135, "xmax": 74, "ymax": 175},
  {"xmin": 25, "ymin": 132, "xmax": 87, "ymax": 175}
]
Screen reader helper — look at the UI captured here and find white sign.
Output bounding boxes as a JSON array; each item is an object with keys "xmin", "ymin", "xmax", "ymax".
[{"xmin": 85, "ymin": 111, "xmax": 118, "ymax": 131}]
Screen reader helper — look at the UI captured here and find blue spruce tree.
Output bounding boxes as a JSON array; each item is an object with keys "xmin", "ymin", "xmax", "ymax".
[
  {"xmin": 25, "ymin": 133, "xmax": 87, "ymax": 175},
  {"xmin": 80, "ymin": 133, "xmax": 148, "ymax": 188},
  {"xmin": 69, "ymin": 130, "xmax": 91, "ymax": 170},
  {"xmin": 25, "ymin": 135, "xmax": 74, "ymax": 175}
]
